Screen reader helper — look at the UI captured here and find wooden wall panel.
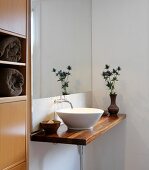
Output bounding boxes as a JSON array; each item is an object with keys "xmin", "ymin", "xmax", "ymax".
[
  {"xmin": 0, "ymin": 0, "xmax": 26, "ymax": 36},
  {"xmin": 0, "ymin": 101, "xmax": 26, "ymax": 169}
]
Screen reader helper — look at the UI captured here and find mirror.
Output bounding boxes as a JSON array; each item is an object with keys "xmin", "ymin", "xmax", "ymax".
[{"xmin": 31, "ymin": 0, "xmax": 92, "ymax": 98}]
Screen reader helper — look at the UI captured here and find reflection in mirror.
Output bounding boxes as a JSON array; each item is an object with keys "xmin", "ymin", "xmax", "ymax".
[{"xmin": 31, "ymin": 0, "xmax": 92, "ymax": 98}]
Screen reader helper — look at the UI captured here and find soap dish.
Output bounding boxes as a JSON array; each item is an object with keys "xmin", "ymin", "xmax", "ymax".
[{"xmin": 40, "ymin": 120, "xmax": 61, "ymax": 134}]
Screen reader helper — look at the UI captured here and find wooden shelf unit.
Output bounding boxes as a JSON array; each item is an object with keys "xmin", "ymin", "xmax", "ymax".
[
  {"xmin": 0, "ymin": 0, "xmax": 30, "ymax": 169},
  {"xmin": 31, "ymin": 114, "xmax": 126, "ymax": 145}
]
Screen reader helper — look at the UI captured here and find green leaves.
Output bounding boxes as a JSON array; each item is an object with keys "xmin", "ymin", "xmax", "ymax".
[
  {"xmin": 52, "ymin": 66, "xmax": 72, "ymax": 95},
  {"xmin": 102, "ymin": 64, "xmax": 121, "ymax": 95}
]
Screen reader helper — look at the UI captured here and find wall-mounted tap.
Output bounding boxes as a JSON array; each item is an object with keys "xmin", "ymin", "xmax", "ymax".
[{"xmin": 54, "ymin": 98, "xmax": 73, "ymax": 109}]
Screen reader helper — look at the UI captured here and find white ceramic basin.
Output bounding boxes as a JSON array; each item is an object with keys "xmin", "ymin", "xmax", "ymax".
[{"xmin": 56, "ymin": 108, "xmax": 104, "ymax": 130}]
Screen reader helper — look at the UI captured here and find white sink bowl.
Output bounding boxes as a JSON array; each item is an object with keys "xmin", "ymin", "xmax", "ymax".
[{"xmin": 56, "ymin": 108, "xmax": 104, "ymax": 130}]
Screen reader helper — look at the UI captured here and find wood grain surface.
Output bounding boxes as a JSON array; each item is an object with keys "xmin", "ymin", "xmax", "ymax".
[
  {"xmin": 0, "ymin": 101, "xmax": 26, "ymax": 169},
  {"xmin": 0, "ymin": 0, "xmax": 26, "ymax": 36},
  {"xmin": 31, "ymin": 114, "xmax": 126, "ymax": 145}
]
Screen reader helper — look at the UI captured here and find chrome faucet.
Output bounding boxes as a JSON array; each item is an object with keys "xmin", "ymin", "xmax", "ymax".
[{"xmin": 54, "ymin": 98, "xmax": 73, "ymax": 109}]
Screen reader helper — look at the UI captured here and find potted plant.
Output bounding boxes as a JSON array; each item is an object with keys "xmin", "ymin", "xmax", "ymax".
[
  {"xmin": 52, "ymin": 65, "xmax": 72, "ymax": 95},
  {"xmin": 102, "ymin": 64, "xmax": 121, "ymax": 115}
]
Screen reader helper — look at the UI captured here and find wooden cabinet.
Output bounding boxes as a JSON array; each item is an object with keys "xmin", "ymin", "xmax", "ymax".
[
  {"xmin": 0, "ymin": 0, "xmax": 30, "ymax": 170},
  {"xmin": 0, "ymin": 0, "xmax": 26, "ymax": 36},
  {"xmin": 0, "ymin": 101, "xmax": 26, "ymax": 170}
]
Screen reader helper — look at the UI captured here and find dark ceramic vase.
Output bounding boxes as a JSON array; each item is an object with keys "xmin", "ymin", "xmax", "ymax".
[{"xmin": 108, "ymin": 94, "xmax": 119, "ymax": 115}]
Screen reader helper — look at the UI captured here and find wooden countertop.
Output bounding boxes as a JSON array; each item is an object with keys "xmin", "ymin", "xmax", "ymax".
[{"xmin": 31, "ymin": 114, "xmax": 126, "ymax": 145}]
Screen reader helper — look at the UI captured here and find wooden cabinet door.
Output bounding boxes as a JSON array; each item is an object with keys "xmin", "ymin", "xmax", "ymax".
[
  {"xmin": 0, "ymin": 0, "xmax": 26, "ymax": 36},
  {"xmin": 10, "ymin": 162, "xmax": 26, "ymax": 170},
  {"xmin": 0, "ymin": 101, "xmax": 26, "ymax": 170}
]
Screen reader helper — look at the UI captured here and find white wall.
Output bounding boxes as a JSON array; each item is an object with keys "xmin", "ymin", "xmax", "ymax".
[
  {"xmin": 92, "ymin": 0, "xmax": 149, "ymax": 170},
  {"xmin": 30, "ymin": 142, "xmax": 80, "ymax": 170},
  {"xmin": 32, "ymin": 0, "xmax": 92, "ymax": 98}
]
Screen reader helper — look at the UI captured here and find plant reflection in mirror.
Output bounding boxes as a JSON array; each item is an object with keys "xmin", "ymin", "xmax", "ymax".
[{"xmin": 52, "ymin": 66, "xmax": 72, "ymax": 95}]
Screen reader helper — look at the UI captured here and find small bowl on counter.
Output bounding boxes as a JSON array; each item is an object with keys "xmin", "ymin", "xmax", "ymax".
[{"xmin": 40, "ymin": 120, "xmax": 61, "ymax": 134}]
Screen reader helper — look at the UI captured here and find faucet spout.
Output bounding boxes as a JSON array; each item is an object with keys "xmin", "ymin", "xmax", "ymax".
[
  {"xmin": 54, "ymin": 98, "xmax": 73, "ymax": 109},
  {"xmin": 63, "ymin": 100, "xmax": 73, "ymax": 109}
]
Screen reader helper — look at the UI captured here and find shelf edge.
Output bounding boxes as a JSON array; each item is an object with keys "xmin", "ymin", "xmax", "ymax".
[
  {"xmin": 0, "ymin": 60, "xmax": 26, "ymax": 66},
  {"xmin": 0, "ymin": 28, "xmax": 26, "ymax": 39},
  {"xmin": 0, "ymin": 96, "xmax": 27, "ymax": 104}
]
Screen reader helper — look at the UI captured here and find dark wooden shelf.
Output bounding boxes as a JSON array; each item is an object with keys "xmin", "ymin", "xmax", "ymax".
[{"xmin": 31, "ymin": 114, "xmax": 126, "ymax": 145}]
